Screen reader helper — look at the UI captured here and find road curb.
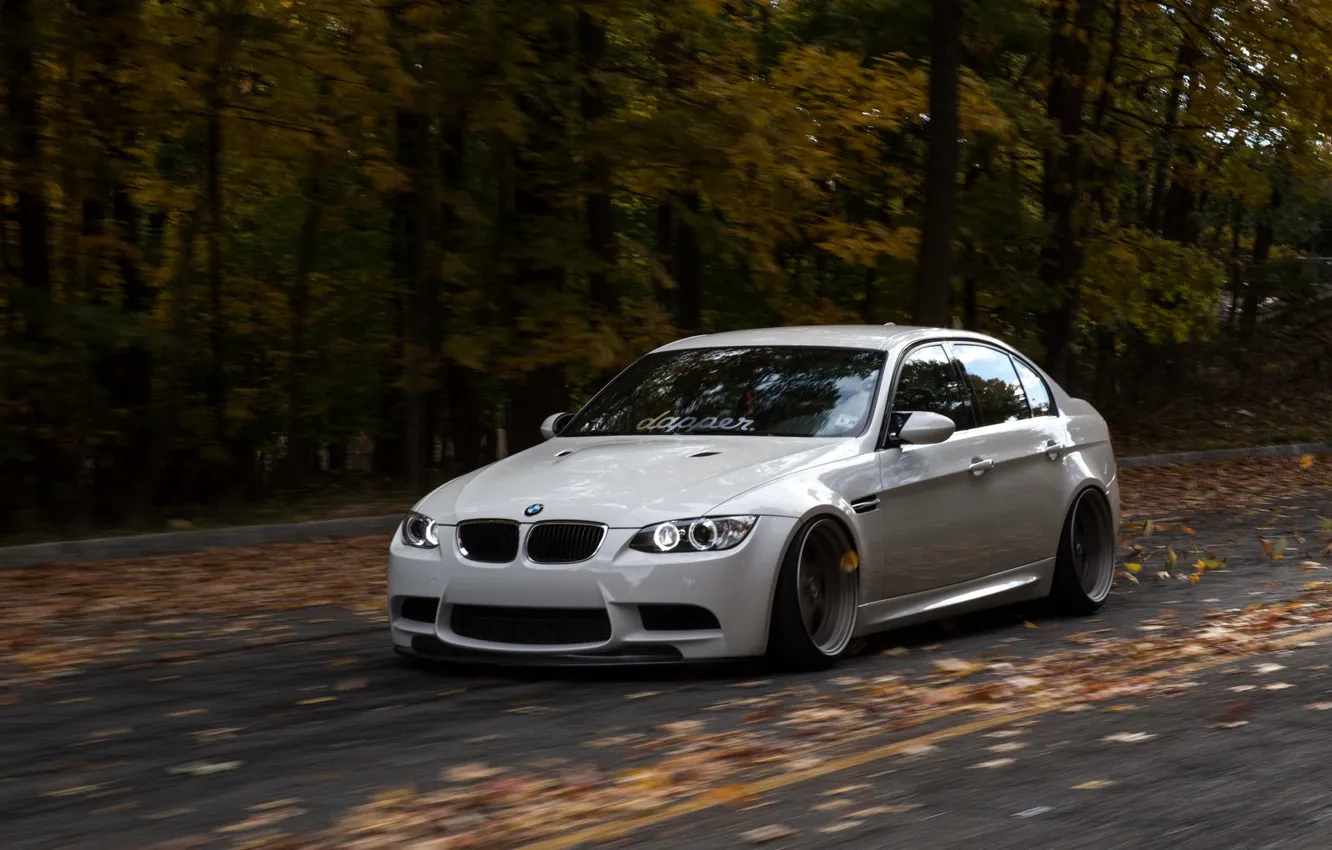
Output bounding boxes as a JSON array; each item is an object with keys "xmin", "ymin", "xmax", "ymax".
[
  {"xmin": 1116, "ymin": 442, "xmax": 1332, "ymax": 469},
  {"xmin": 3, "ymin": 442, "xmax": 1330, "ymax": 569},
  {"xmin": 0, "ymin": 515, "xmax": 403, "ymax": 570}
]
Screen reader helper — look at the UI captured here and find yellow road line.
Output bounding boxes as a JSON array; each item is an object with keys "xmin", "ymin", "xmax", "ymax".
[{"xmin": 521, "ymin": 621, "xmax": 1332, "ymax": 850}]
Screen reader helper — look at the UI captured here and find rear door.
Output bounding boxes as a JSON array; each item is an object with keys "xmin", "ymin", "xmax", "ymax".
[
  {"xmin": 875, "ymin": 343, "xmax": 999, "ymax": 598},
  {"xmin": 949, "ymin": 342, "xmax": 1068, "ymax": 573}
]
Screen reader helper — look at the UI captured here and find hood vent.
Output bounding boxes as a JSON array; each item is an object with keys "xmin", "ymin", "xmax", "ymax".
[
  {"xmin": 689, "ymin": 450, "xmax": 720, "ymax": 458},
  {"xmin": 554, "ymin": 449, "xmax": 574, "ymax": 457}
]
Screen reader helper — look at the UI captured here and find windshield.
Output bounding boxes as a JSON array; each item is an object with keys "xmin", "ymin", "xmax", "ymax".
[{"xmin": 564, "ymin": 346, "xmax": 886, "ymax": 438}]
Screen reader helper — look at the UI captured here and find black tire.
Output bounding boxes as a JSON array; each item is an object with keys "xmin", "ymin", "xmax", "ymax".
[
  {"xmin": 1047, "ymin": 487, "xmax": 1116, "ymax": 616},
  {"xmin": 766, "ymin": 517, "xmax": 859, "ymax": 672}
]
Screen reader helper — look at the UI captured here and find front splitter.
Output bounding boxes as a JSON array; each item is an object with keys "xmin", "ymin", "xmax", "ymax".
[{"xmin": 399, "ymin": 635, "xmax": 747, "ymax": 668}]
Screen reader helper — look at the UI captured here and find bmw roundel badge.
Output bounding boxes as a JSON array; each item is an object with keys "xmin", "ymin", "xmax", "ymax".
[{"xmin": 524, "ymin": 504, "xmax": 544, "ymax": 517}]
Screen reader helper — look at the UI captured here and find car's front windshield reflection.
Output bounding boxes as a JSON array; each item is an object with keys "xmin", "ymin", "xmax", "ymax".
[{"xmin": 564, "ymin": 346, "xmax": 886, "ymax": 438}]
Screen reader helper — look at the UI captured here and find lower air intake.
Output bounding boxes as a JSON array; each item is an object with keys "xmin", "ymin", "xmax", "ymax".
[{"xmin": 450, "ymin": 605, "xmax": 612, "ymax": 645}]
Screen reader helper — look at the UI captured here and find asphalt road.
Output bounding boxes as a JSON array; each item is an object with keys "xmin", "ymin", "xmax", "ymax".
[{"xmin": 2, "ymin": 490, "xmax": 1330, "ymax": 850}]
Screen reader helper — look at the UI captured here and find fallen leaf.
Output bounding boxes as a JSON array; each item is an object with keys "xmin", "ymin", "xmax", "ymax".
[
  {"xmin": 1299, "ymin": 454, "xmax": 1315, "ymax": 470},
  {"xmin": 1210, "ymin": 721, "xmax": 1249, "ymax": 729},
  {"xmin": 969, "ymin": 758, "xmax": 1016, "ymax": 769},
  {"xmin": 1072, "ymin": 779, "xmax": 1114, "ymax": 790},
  {"xmin": 1102, "ymin": 732, "xmax": 1155, "ymax": 743},
  {"xmin": 216, "ymin": 807, "xmax": 305, "ymax": 833},
  {"xmin": 298, "ymin": 696, "xmax": 336, "ymax": 705},
  {"xmin": 819, "ymin": 821, "xmax": 863, "ymax": 834},
  {"xmin": 987, "ymin": 742, "xmax": 1028, "ymax": 753},
  {"xmin": 740, "ymin": 825, "xmax": 796, "ymax": 844},
  {"xmin": 1264, "ymin": 682, "xmax": 1295, "ymax": 690},
  {"xmin": 854, "ymin": 804, "xmax": 921, "ymax": 816},
  {"xmin": 881, "ymin": 647, "xmax": 908, "ymax": 657},
  {"xmin": 706, "ymin": 785, "xmax": 757, "ymax": 807},
  {"xmin": 1124, "ymin": 562, "xmax": 1142, "ymax": 574},
  {"xmin": 444, "ymin": 763, "xmax": 508, "ymax": 782},
  {"xmin": 933, "ymin": 657, "xmax": 983, "ymax": 676},
  {"xmin": 822, "ymin": 784, "xmax": 871, "ymax": 796},
  {"xmin": 42, "ymin": 784, "xmax": 108, "ymax": 798},
  {"xmin": 167, "ymin": 761, "xmax": 243, "ymax": 776},
  {"xmin": 1304, "ymin": 702, "xmax": 1332, "ymax": 711},
  {"xmin": 813, "ymin": 799, "xmax": 852, "ymax": 811},
  {"xmin": 1255, "ymin": 663, "xmax": 1286, "ymax": 674}
]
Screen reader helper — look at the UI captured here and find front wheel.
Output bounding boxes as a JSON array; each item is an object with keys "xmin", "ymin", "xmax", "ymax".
[
  {"xmin": 1047, "ymin": 487, "xmax": 1116, "ymax": 616},
  {"xmin": 767, "ymin": 517, "xmax": 859, "ymax": 671}
]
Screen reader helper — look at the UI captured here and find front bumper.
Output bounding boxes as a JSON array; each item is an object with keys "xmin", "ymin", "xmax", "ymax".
[{"xmin": 387, "ymin": 516, "xmax": 798, "ymax": 663}]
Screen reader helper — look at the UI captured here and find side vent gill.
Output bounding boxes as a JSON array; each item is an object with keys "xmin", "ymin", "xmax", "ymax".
[
  {"xmin": 689, "ymin": 450, "xmax": 721, "ymax": 458},
  {"xmin": 850, "ymin": 496, "xmax": 880, "ymax": 514}
]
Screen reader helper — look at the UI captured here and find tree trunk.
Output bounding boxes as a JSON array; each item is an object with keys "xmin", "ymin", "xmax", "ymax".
[
  {"xmin": 1, "ymin": 0, "xmax": 53, "ymax": 301},
  {"xmin": 202, "ymin": 10, "xmax": 244, "ymax": 488},
  {"xmin": 284, "ymin": 148, "xmax": 326, "ymax": 482},
  {"xmin": 1037, "ymin": 0, "xmax": 1103, "ymax": 386},
  {"xmin": 655, "ymin": 201, "xmax": 674, "ymax": 310},
  {"xmin": 507, "ymin": 63, "xmax": 570, "ymax": 455},
  {"xmin": 580, "ymin": 10, "xmax": 617, "ymax": 316},
  {"xmin": 862, "ymin": 266, "xmax": 877, "ymax": 323},
  {"xmin": 676, "ymin": 192, "xmax": 702, "ymax": 331},
  {"xmin": 1145, "ymin": 42, "xmax": 1196, "ymax": 235},
  {"xmin": 912, "ymin": 0, "xmax": 963, "ymax": 328},
  {"xmin": 1240, "ymin": 189, "xmax": 1279, "ymax": 342},
  {"xmin": 392, "ymin": 105, "xmax": 436, "ymax": 491},
  {"xmin": 1226, "ymin": 199, "xmax": 1243, "ymax": 331},
  {"xmin": 149, "ymin": 208, "xmax": 201, "ymax": 504}
]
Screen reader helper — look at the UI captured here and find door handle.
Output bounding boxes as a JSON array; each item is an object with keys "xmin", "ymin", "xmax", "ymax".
[
  {"xmin": 1042, "ymin": 439, "xmax": 1067, "ymax": 460},
  {"xmin": 968, "ymin": 457, "xmax": 994, "ymax": 476}
]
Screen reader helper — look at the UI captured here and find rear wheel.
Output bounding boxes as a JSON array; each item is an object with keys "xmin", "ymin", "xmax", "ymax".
[
  {"xmin": 767, "ymin": 517, "xmax": 859, "ymax": 671},
  {"xmin": 1047, "ymin": 487, "xmax": 1116, "ymax": 616}
]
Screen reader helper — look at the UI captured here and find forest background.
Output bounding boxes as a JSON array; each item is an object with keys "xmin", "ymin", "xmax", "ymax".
[{"xmin": 4, "ymin": 0, "xmax": 1332, "ymax": 536}]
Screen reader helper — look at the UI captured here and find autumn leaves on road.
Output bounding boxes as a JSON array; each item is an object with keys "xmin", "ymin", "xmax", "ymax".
[{"xmin": 0, "ymin": 455, "xmax": 1330, "ymax": 849}]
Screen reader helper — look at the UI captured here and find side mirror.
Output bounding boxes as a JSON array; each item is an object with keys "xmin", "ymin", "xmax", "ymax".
[
  {"xmin": 896, "ymin": 411, "xmax": 955, "ymax": 446},
  {"xmin": 540, "ymin": 412, "xmax": 574, "ymax": 441}
]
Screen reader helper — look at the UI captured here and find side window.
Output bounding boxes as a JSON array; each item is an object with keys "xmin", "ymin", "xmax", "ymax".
[
  {"xmin": 1012, "ymin": 358, "xmax": 1053, "ymax": 417},
  {"xmin": 888, "ymin": 344, "xmax": 977, "ymax": 437},
  {"xmin": 953, "ymin": 344, "xmax": 1031, "ymax": 426}
]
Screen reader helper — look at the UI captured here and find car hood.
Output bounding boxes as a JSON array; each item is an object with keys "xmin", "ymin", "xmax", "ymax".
[{"xmin": 416, "ymin": 436, "xmax": 861, "ymax": 527}]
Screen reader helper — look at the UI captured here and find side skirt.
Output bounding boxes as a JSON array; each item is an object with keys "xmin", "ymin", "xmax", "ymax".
[{"xmin": 852, "ymin": 559, "xmax": 1055, "ymax": 637}]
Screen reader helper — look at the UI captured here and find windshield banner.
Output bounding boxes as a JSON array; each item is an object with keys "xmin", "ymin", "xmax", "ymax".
[{"xmin": 635, "ymin": 412, "xmax": 756, "ymax": 434}]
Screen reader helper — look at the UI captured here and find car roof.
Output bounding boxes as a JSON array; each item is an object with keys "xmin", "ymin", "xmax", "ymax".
[{"xmin": 653, "ymin": 324, "xmax": 957, "ymax": 354}]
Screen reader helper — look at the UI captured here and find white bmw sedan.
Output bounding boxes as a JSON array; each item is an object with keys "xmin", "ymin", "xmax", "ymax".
[{"xmin": 389, "ymin": 325, "xmax": 1119, "ymax": 670}]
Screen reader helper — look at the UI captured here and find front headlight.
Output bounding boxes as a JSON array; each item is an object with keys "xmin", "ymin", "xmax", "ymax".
[
  {"xmin": 401, "ymin": 511, "xmax": 440, "ymax": 549},
  {"xmin": 630, "ymin": 516, "xmax": 757, "ymax": 553}
]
